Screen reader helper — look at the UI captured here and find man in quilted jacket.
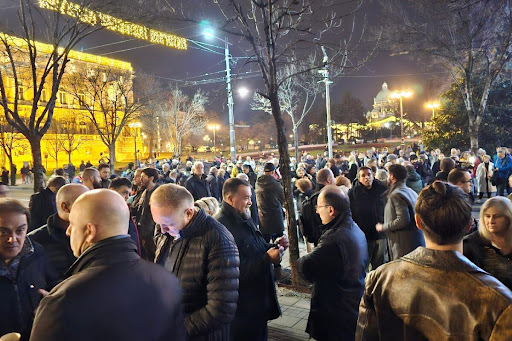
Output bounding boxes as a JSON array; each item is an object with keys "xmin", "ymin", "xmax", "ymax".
[{"xmin": 151, "ymin": 184, "xmax": 240, "ymax": 341}]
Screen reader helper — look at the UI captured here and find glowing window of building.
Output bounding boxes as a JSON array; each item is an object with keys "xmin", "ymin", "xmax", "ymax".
[
  {"xmin": 79, "ymin": 121, "xmax": 87, "ymax": 134},
  {"xmin": 59, "ymin": 92, "xmax": 68, "ymax": 105},
  {"xmin": 40, "ymin": 89, "xmax": 48, "ymax": 103},
  {"xmin": 78, "ymin": 93, "xmax": 87, "ymax": 106},
  {"xmin": 17, "ymin": 86, "xmax": 25, "ymax": 101}
]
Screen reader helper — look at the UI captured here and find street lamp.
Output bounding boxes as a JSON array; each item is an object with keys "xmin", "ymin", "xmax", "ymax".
[
  {"xmin": 203, "ymin": 28, "xmax": 236, "ymax": 161},
  {"xmin": 426, "ymin": 101, "xmax": 440, "ymax": 119},
  {"xmin": 208, "ymin": 124, "xmax": 220, "ymax": 152},
  {"xmin": 128, "ymin": 121, "xmax": 142, "ymax": 166},
  {"xmin": 390, "ymin": 90, "xmax": 413, "ymax": 151}
]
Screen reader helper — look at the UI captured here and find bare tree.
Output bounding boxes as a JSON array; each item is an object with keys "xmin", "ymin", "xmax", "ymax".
[
  {"xmin": 172, "ymin": 0, "xmax": 376, "ymax": 285},
  {"xmin": 65, "ymin": 65, "xmax": 142, "ymax": 171},
  {"xmin": 0, "ymin": 118, "xmax": 27, "ymax": 180},
  {"xmin": 0, "ymin": 0, "xmax": 113, "ymax": 191},
  {"xmin": 379, "ymin": 0, "xmax": 512, "ymax": 150},
  {"xmin": 59, "ymin": 116, "xmax": 83, "ymax": 164},
  {"xmin": 43, "ymin": 120, "xmax": 64, "ymax": 170},
  {"xmin": 252, "ymin": 55, "xmax": 322, "ymax": 161},
  {"xmin": 159, "ymin": 87, "xmax": 208, "ymax": 157}
]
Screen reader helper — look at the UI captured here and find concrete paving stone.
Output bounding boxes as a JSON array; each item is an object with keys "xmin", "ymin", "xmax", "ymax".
[
  {"xmin": 271, "ymin": 315, "xmax": 303, "ymax": 328},
  {"xmin": 292, "ymin": 299, "xmax": 311, "ymax": 309},
  {"xmin": 268, "ymin": 325, "xmax": 310, "ymax": 341},
  {"xmin": 294, "ymin": 319, "xmax": 309, "ymax": 333},
  {"xmin": 278, "ymin": 296, "xmax": 301, "ymax": 306}
]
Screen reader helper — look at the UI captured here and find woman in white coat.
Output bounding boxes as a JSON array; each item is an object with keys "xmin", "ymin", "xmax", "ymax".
[{"xmin": 475, "ymin": 155, "xmax": 496, "ymax": 202}]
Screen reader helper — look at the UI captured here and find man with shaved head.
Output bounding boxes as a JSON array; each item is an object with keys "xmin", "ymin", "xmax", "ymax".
[
  {"xmin": 81, "ymin": 167, "xmax": 102, "ymax": 190},
  {"xmin": 298, "ymin": 186, "xmax": 368, "ymax": 340},
  {"xmin": 29, "ymin": 184, "xmax": 88, "ymax": 278},
  {"xmin": 301, "ymin": 168, "xmax": 336, "ymax": 246},
  {"xmin": 151, "ymin": 184, "xmax": 239, "ymax": 340},
  {"xmin": 30, "ymin": 190, "xmax": 184, "ymax": 341}
]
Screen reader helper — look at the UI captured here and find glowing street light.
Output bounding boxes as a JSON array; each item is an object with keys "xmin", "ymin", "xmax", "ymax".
[
  {"xmin": 390, "ymin": 90, "xmax": 413, "ymax": 151},
  {"xmin": 128, "ymin": 121, "xmax": 142, "ymax": 166},
  {"xmin": 426, "ymin": 101, "xmax": 441, "ymax": 119},
  {"xmin": 208, "ymin": 124, "xmax": 220, "ymax": 152},
  {"xmin": 238, "ymin": 87, "xmax": 250, "ymax": 98}
]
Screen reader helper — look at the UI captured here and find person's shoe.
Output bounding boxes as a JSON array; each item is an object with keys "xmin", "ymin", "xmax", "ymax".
[{"xmin": 476, "ymin": 199, "xmax": 481, "ymax": 203}]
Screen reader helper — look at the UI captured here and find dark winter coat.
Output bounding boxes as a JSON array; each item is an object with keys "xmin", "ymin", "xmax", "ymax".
[
  {"xmin": 255, "ymin": 175, "xmax": 285, "ymax": 235},
  {"xmin": 185, "ymin": 174, "xmax": 212, "ymax": 201},
  {"xmin": 30, "ymin": 236, "xmax": 185, "ymax": 341},
  {"xmin": 28, "ymin": 213, "xmax": 75, "ymax": 279},
  {"xmin": 246, "ymin": 169, "xmax": 257, "ymax": 189},
  {"xmin": 382, "ymin": 182, "xmax": 425, "ymax": 260},
  {"xmin": 215, "ymin": 202, "xmax": 280, "ymax": 323},
  {"xmin": 298, "ymin": 211, "xmax": 368, "ymax": 341},
  {"xmin": 464, "ymin": 231, "xmax": 512, "ymax": 290},
  {"xmin": 155, "ymin": 209, "xmax": 239, "ymax": 341},
  {"xmin": 406, "ymin": 170, "xmax": 423, "ymax": 194},
  {"xmin": 0, "ymin": 238, "xmax": 58, "ymax": 341},
  {"xmin": 207, "ymin": 173, "xmax": 220, "ymax": 200},
  {"xmin": 348, "ymin": 179, "xmax": 387, "ymax": 241},
  {"xmin": 28, "ymin": 188, "xmax": 57, "ymax": 232}
]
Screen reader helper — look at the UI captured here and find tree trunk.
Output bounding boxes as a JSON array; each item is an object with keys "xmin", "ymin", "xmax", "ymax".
[
  {"xmin": 29, "ymin": 136, "xmax": 44, "ymax": 192},
  {"xmin": 109, "ymin": 143, "xmax": 116, "ymax": 172},
  {"xmin": 269, "ymin": 93, "xmax": 301, "ymax": 286},
  {"xmin": 469, "ymin": 124, "xmax": 479, "ymax": 151},
  {"xmin": 8, "ymin": 156, "xmax": 15, "ymax": 186},
  {"xmin": 177, "ymin": 134, "xmax": 182, "ymax": 157},
  {"xmin": 293, "ymin": 128, "xmax": 299, "ymax": 162}
]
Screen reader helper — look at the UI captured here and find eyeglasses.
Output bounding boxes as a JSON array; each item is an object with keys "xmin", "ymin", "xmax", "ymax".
[{"xmin": 315, "ymin": 205, "xmax": 330, "ymax": 210}]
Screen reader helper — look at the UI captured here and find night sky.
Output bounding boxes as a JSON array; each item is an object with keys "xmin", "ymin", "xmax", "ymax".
[{"xmin": 0, "ymin": 0, "xmax": 447, "ymax": 125}]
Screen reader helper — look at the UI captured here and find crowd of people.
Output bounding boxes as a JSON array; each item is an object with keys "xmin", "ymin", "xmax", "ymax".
[{"xmin": 1, "ymin": 142, "xmax": 512, "ymax": 341}]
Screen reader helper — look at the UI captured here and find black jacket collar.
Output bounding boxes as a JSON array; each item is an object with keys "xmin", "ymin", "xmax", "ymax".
[
  {"xmin": 179, "ymin": 208, "xmax": 209, "ymax": 239},
  {"xmin": 65, "ymin": 235, "xmax": 138, "ymax": 277},
  {"xmin": 219, "ymin": 201, "xmax": 256, "ymax": 230}
]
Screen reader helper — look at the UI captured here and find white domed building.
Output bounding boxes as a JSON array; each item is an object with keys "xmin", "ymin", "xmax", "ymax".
[{"xmin": 366, "ymin": 82, "xmax": 396, "ymax": 123}]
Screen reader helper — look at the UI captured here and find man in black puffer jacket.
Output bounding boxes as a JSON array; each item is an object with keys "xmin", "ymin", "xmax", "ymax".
[
  {"xmin": 0, "ymin": 200, "xmax": 58, "ymax": 341},
  {"xmin": 298, "ymin": 186, "xmax": 368, "ymax": 341},
  {"xmin": 28, "ymin": 184, "xmax": 88, "ymax": 279},
  {"xmin": 152, "ymin": 184, "xmax": 240, "ymax": 341},
  {"xmin": 348, "ymin": 167, "xmax": 387, "ymax": 271}
]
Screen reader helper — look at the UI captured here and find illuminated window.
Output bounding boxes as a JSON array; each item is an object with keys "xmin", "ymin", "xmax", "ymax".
[
  {"xmin": 59, "ymin": 92, "xmax": 68, "ymax": 105},
  {"xmin": 40, "ymin": 89, "xmax": 48, "ymax": 103},
  {"xmin": 17, "ymin": 86, "xmax": 25, "ymax": 101},
  {"xmin": 79, "ymin": 121, "xmax": 88, "ymax": 134}
]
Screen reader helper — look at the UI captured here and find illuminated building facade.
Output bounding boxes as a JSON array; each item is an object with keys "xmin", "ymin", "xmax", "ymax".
[{"xmin": 0, "ymin": 33, "xmax": 142, "ymax": 170}]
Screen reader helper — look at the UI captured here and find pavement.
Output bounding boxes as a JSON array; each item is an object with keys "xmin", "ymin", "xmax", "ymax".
[{"xmin": 7, "ymin": 181, "xmax": 490, "ymax": 341}]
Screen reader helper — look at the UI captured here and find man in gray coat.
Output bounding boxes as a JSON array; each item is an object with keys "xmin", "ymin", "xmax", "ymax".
[{"xmin": 376, "ymin": 164, "xmax": 425, "ymax": 260}]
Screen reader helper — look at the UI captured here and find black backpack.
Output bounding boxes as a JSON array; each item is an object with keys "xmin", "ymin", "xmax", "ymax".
[{"xmin": 299, "ymin": 191, "xmax": 322, "ymax": 245}]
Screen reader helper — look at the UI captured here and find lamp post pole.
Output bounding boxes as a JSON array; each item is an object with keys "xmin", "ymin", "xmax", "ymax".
[
  {"xmin": 399, "ymin": 96, "xmax": 404, "ymax": 151},
  {"xmin": 225, "ymin": 38, "xmax": 236, "ymax": 161},
  {"xmin": 320, "ymin": 46, "xmax": 333, "ymax": 159}
]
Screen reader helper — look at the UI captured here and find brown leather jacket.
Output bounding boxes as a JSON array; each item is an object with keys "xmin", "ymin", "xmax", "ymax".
[{"xmin": 356, "ymin": 247, "xmax": 512, "ymax": 341}]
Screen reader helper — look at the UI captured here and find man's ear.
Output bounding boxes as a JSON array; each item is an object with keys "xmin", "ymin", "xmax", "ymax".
[
  {"xmin": 415, "ymin": 214, "xmax": 423, "ymax": 231},
  {"xmin": 85, "ymin": 223, "xmax": 97, "ymax": 243},
  {"xmin": 61, "ymin": 202, "xmax": 70, "ymax": 214}
]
